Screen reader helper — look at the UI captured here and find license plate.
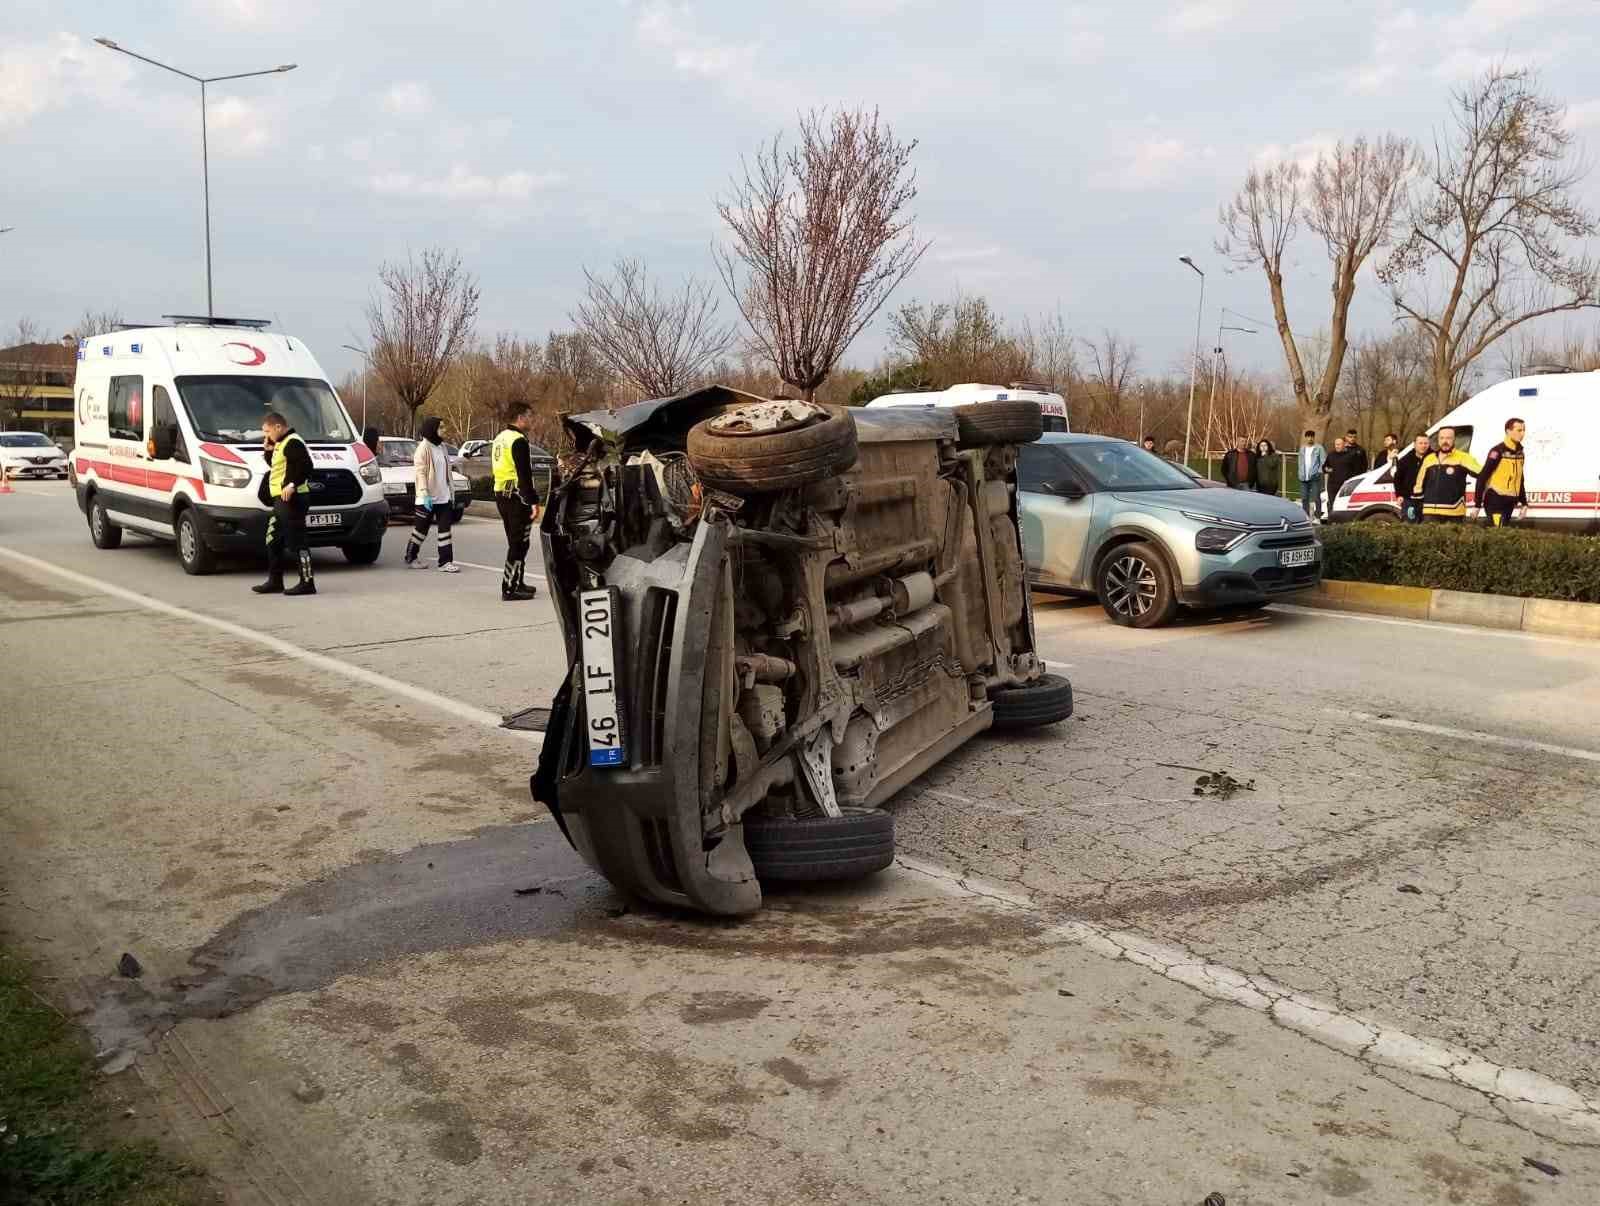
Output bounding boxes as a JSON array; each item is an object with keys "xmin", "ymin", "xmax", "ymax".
[
  {"xmin": 578, "ymin": 588, "xmax": 626, "ymax": 767},
  {"xmin": 306, "ymin": 512, "xmax": 343, "ymax": 528},
  {"xmin": 1280, "ymin": 546, "xmax": 1318, "ymax": 567}
]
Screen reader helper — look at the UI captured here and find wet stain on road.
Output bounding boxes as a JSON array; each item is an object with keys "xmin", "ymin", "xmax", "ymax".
[
  {"xmin": 680, "ymin": 991, "xmax": 772, "ymax": 1025},
  {"xmin": 763, "ymin": 1057, "xmax": 843, "ymax": 1097}
]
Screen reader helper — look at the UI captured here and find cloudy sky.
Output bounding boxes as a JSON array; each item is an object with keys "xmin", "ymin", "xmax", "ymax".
[{"xmin": 4, "ymin": 0, "xmax": 1598, "ymax": 383}]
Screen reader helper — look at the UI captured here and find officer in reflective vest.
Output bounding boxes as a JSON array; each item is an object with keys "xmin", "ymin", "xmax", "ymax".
[
  {"xmin": 253, "ymin": 411, "xmax": 317, "ymax": 596},
  {"xmin": 491, "ymin": 405, "xmax": 541, "ymax": 601}
]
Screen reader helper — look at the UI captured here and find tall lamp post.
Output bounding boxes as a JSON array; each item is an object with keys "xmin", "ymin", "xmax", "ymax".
[
  {"xmin": 94, "ymin": 38, "xmax": 296, "ymax": 321},
  {"xmin": 1178, "ymin": 256, "xmax": 1205, "ymax": 466},
  {"xmin": 342, "ymin": 343, "xmax": 372, "ymax": 431},
  {"xmin": 1204, "ymin": 308, "xmax": 1260, "ymax": 476}
]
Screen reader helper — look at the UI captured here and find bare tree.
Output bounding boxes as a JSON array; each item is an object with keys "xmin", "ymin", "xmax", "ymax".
[
  {"xmin": 1219, "ymin": 135, "xmax": 1415, "ymax": 439},
  {"xmin": 0, "ymin": 318, "xmax": 44, "ymax": 428},
  {"xmin": 887, "ymin": 294, "xmax": 1028, "ymax": 387},
  {"xmin": 1382, "ymin": 67, "xmax": 1600, "ymax": 412},
  {"xmin": 572, "ymin": 258, "xmax": 733, "ymax": 399},
  {"xmin": 716, "ymin": 107, "xmax": 929, "ymax": 401},
  {"xmin": 72, "ymin": 308, "xmax": 127, "ymax": 340},
  {"xmin": 366, "ymin": 248, "xmax": 481, "ymax": 434},
  {"xmin": 1080, "ymin": 330, "xmax": 1139, "ymax": 435},
  {"xmin": 1016, "ymin": 309, "xmax": 1078, "ymax": 394}
]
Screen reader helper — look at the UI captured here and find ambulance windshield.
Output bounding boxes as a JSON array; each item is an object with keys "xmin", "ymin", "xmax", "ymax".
[{"xmin": 176, "ymin": 375, "xmax": 354, "ymax": 444}]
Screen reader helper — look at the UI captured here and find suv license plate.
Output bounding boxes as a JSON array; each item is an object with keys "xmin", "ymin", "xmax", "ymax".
[
  {"xmin": 578, "ymin": 587, "xmax": 626, "ymax": 767},
  {"xmin": 306, "ymin": 512, "xmax": 343, "ymax": 528},
  {"xmin": 1279, "ymin": 546, "xmax": 1317, "ymax": 567}
]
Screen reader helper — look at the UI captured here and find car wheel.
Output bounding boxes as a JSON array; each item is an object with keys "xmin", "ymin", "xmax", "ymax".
[
  {"xmin": 952, "ymin": 401, "xmax": 1044, "ymax": 447},
  {"xmin": 89, "ymin": 496, "xmax": 123, "ymax": 550},
  {"xmin": 687, "ymin": 403, "xmax": 858, "ymax": 494},
  {"xmin": 451, "ymin": 505, "xmax": 467, "ymax": 525},
  {"xmin": 1361, "ymin": 509, "xmax": 1399, "ymax": 525},
  {"xmin": 990, "ymin": 672, "xmax": 1075, "ymax": 730},
  {"xmin": 1095, "ymin": 541, "xmax": 1177, "ymax": 628},
  {"xmin": 176, "ymin": 509, "xmax": 216, "ymax": 575},
  {"xmin": 341, "ymin": 541, "xmax": 382, "ymax": 565},
  {"xmin": 740, "ymin": 806, "xmax": 895, "ymax": 882}
]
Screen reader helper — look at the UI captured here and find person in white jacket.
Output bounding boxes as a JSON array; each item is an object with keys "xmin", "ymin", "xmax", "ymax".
[{"xmin": 404, "ymin": 417, "xmax": 458, "ymax": 572}]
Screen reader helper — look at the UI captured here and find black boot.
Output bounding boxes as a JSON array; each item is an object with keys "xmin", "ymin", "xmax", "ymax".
[
  {"xmin": 284, "ymin": 550, "xmax": 317, "ymax": 596},
  {"xmin": 252, "ymin": 576, "xmax": 284, "ymax": 595},
  {"xmin": 502, "ymin": 559, "xmax": 536, "ymax": 600}
]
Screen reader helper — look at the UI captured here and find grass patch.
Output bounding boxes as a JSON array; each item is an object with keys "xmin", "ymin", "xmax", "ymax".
[{"xmin": 0, "ymin": 945, "xmax": 215, "ymax": 1206}]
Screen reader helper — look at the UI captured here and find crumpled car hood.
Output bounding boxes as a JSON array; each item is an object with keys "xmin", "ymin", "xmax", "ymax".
[{"xmin": 565, "ymin": 385, "xmax": 769, "ymax": 454}]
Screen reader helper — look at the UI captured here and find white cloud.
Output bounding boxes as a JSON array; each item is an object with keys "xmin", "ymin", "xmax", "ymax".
[
  {"xmin": 206, "ymin": 95, "xmax": 274, "ymax": 157},
  {"xmin": 1092, "ymin": 137, "xmax": 1212, "ymax": 191},
  {"xmin": 1253, "ymin": 134, "xmax": 1338, "ymax": 174},
  {"xmin": 635, "ymin": 2, "xmax": 758, "ymax": 79},
  {"xmin": 382, "ymin": 81, "xmax": 433, "ymax": 117},
  {"xmin": 1343, "ymin": 0, "xmax": 1566, "ymax": 95},
  {"xmin": 368, "ymin": 165, "xmax": 565, "ymax": 203},
  {"xmin": 1164, "ymin": 0, "xmax": 1241, "ymax": 34},
  {"xmin": 1564, "ymin": 98, "xmax": 1600, "ymax": 132},
  {"xmin": 0, "ymin": 32, "xmax": 127, "ymax": 131}
]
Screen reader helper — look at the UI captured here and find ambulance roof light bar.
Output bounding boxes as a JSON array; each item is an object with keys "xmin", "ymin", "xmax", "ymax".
[{"xmin": 161, "ymin": 314, "xmax": 274, "ymax": 329}]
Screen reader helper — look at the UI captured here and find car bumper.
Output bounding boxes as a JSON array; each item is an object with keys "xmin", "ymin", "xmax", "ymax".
[
  {"xmin": 190, "ymin": 500, "xmax": 390, "ymax": 552},
  {"xmin": 4, "ymin": 463, "xmax": 68, "ymax": 478},
  {"xmin": 383, "ymin": 488, "xmax": 472, "ymax": 519},
  {"xmin": 1181, "ymin": 543, "xmax": 1323, "ymax": 605}
]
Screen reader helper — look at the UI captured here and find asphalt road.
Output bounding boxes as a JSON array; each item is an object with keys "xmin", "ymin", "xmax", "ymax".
[{"xmin": 3, "ymin": 479, "xmax": 1598, "ymax": 1205}]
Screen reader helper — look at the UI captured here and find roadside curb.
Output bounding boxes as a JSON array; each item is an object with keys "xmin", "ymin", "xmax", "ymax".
[{"xmin": 1296, "ymin": 579, "xmax": 1600, "ymax": 638}]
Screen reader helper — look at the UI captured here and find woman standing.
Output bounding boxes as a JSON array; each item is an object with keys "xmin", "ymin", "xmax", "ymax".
[
  {"xmin": 1252, "ymin": 439, "xmax": 1279, "ymax": 495},
  {"xmin": 404, "ymin": 417, "xmax": 459, "ymax": 572}
]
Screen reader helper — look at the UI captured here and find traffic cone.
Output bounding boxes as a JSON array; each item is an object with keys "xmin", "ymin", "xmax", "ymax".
[{"xmin": 0, "ymin": 463, "xmax": 12, "ymax": 494}]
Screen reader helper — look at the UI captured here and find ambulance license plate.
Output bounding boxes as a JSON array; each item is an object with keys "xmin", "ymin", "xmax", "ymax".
[
  {"xmin": 306, "ymin": 513, "xmax": 342, "ymax": 528},
  {"xmin": 578, "ymin": 587, "xmax": 625, "ymax": 767},
  {"xmin": 1279, "ymin": 546, "xmax": 1318, "ymax": 567}
]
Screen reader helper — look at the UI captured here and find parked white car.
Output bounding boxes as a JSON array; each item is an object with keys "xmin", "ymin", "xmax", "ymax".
[
  {"xmin": 0, "ymin": 432, "xmax": 71, "ymax": 479},
  {"xmin": 375, "ymin": 436, "xmax": 473, "ymax": 522}
]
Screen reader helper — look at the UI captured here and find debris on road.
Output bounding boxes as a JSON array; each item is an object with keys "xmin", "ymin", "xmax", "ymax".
[
  {"xmin": 116, "ymin": 952, "xmax": 142, "ymax": 979},
  {"xmin": 1202, "ymin": 1194, "xmax": 1227, "ymax": 1206},
  {"xmin": 1192, "ymin": 771, "xmax": 1255, "ymax": 799},
  {"xmin": 1522, "ymin": 1157, "xmax": 1560, "ymax": 1177},
  {"xmin": 513, "ymin": 886, "xmax": 544, "ymax": 896},
  {"xmin": 1397, "ymin": 884, "xmax": 1423, "ymax": 895},
  {"xmin": 1057, "ymin": 989, "xmax": 1075, "ymax": 997},
  {"xmin": 292, "ymin": 1079, "xmax": 326, "ymax": 1105}
]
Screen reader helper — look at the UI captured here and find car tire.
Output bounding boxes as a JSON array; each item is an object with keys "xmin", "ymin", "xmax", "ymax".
[
  {"xmin": 176, "ymin": 508, "xmax": 216, "ymax": 575},
  {"xmin": 1095, "ymin": 541, "xmax": 1178, "ymax": 628},
  {"xmin": 89, "ymin": 496, "xmax": 123, "ymax": 550},
  {"xmin": 741, "ymin": 806, "xmax": 895, "ymax": 882},
  {"xmin": 687, "ymin": 405, "xmax": 859, "ymax": 494},
  {"xmin": 1361, "ymin": 509, "xmax": 1399, "ymax": 525},
  {"xmin": 990, "ymin": 672, "xmax": 1075, "ymax": 730},
  {"xmin": 952, "ymin": 401, "xmax": 1044, "ymax": 447},
  {"xmin": 342, "ymin": 541, "xmax": 382, "ymax": 566},
  {"xmin": 451, "ymin": 505, "xmax": 467, "ymax": 525}
]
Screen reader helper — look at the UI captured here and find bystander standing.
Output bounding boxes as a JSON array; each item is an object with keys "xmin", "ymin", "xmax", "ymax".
[
  {"xmin": 1297, "ymin": 430, "xmax": 1326, "ymax": 520},
  {"xmin": 1477, "ymin": 417, "xmax": 1527, "ymax": 528},
  {"xmin": 1221, "ymin": 437, "xmax": 1257, "ymax": 489},
  {"xmin": 1394, "ymin": 434, "xmax": 1430, "ymax": 523},
  {"xmin": 1252, "ymin": 439, "xmax": 1279, "ymax": 494}
]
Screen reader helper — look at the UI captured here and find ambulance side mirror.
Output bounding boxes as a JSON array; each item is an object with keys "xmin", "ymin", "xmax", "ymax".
[{"xmin": 151, "ymin": 427, "xmax": 176, "ymax": 461}]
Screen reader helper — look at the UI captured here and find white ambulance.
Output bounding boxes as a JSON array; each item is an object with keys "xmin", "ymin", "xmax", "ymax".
[
  {"xmin": 72, "ymin": 318, "xmax": 389, "ymax": 574},
  {"xmin": 865, "ymin": 382, "xmax": 1070, "ymax": 431},
  {"xmin": 1328, "ymin": 368, "xmax": 1600, "ymax": 531}
]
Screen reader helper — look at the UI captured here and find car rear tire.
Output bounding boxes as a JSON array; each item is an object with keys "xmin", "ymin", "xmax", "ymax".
[
  {"xmin": 1095, "ymin": 541, "xmax": 1177, "ymax": 628},
  {"xmin": 687, "ymin": 404, "xmax": 859, "ymax": 494},
  {"xmin": 952, "ymin": 401, "xmax": 1044, "ymax": 447},
  {"xmin": 89, "ymin": 496, "xmax": 123, "ymax": 550},
  {"xmin": 1361, "ymin": 509, "xmax": 1399, "ymax": 524},
  {"xmin": 451, "ymin": 505, "xmax": 467, "ymax": 525},
  {"xmin": 741, "ymin": 806, "xmax": 895, "ymax": 882},
  {"xmin": 990, "ymin": 672, "xmax": 1075, "ymax": 730},
  {"xmin": 342, "ymin": 541, "xmax": 382, "ymax": 565},
  {"xmin": 176, "ymin": 508, "xmax": 216, "ymax": 575}
]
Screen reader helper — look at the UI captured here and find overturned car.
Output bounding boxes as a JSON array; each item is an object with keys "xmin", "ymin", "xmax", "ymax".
[{"xmin": 532, "ymin": 386, "xmax": 1072, "ymax": 916}]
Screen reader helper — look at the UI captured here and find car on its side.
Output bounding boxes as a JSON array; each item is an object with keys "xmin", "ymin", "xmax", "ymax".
[
  {"xmin": 1019, "ymin": 433, "xmax": 1322, "ymax": 627},
  {"xmin": 0, "ymin": 432, "xmax": 70, "ymax": 479},
  {"xmin": 375, "ymin": 436, "xmax": 473, "ymax": 523}
]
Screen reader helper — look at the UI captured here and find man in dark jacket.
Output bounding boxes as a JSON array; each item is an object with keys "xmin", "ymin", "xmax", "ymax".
[
  {"xmin": 1324, "ymin": 436, "xmax": 1365, "ymax": 506},
  {"xmin": 1343, "ymin": 429, "xmax": 1370, "ymax": 475},
  {"xmin": 1221, "ymin": 437, "xmax": 1257, "ymax": 489},
  {"xmin": 1393, "ymin": 434, "xmax": 1431, "ymax": 523},
  {"xmin": 253, "ymin": 411, "xmax": 316, "ymax": 596},
  {"xmin": 1477, "ymin": 417, "xmax": 1527, "ymax": 527}
]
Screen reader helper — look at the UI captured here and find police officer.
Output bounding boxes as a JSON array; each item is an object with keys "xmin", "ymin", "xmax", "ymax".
[
  {"xmin": 491, "ymin": 404, "xmax": 541, "ymax": 601},
  {"xmin": 252, "ymin": 411, "xmax": 316, "ymax": 596},
  {"xmin": 1477, "ymin": 417, "xmax": 1527, "ymax": 527}
]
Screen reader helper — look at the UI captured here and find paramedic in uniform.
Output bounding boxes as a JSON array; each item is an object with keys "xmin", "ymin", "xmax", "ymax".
[
  {"xmin": 253, "ymin": 411, "xmax": 317, "ymax": 596},
  {"xmin": 491, "ymin": 404, "xmax": 541, "ymax": 601},
  {"xmin": 1477, "ymin": 417, "xmax": 1527, "ymax": 527},
  {"xmin": 1414, "ymin": 426, "xmax": 1483, "ymax": 525}
]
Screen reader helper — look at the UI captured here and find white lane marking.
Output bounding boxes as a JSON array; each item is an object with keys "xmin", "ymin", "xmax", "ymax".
[
  {"xmin": 1269, "ymin": 602, "xmax": 1595, "ymax": 648},
  {"xmin": 896, "ymin": 853, "xmax": 1600, "ymax": 1138},
  {"xmin": 454, "ymin": 559, "xmax": 546, "ymax": 580},
  {"xmin": 1333, "ymin": 708, "xmax": 1600, "ymax": 766},
  {"xmin": 0, "ymin": 545, "xmax": 541, "ymax": 747}
]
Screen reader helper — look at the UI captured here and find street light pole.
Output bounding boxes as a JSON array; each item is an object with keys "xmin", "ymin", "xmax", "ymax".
[
  {"xmin": 94, "ymin": 39, "xmax": 296, "ymax": 320},
  {"xmin": 1179, "ymin": 256, "xmax": 1205, "ymax": 466},
  {"xmin": 342, "ymin": 344, "xmax": 371, "ymax": 431},
  {"xmin": 1204, "ymin": 310, "xmax": 1261, "ymax": 477}
]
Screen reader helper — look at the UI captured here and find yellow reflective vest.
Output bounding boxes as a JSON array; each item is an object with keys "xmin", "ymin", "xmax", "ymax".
[
  {"xmin": 269, "ymin": 432, "xmax": 311, "ymax": 496},
  {"xmin": 492, "ymin": 428, "xmax": 524, "ymax": 493}
]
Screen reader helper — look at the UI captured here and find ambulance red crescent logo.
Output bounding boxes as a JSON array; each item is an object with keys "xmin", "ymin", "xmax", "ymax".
[{"xmin": 223, "ymin": 342, "xmax": 267, "ymax": 366}]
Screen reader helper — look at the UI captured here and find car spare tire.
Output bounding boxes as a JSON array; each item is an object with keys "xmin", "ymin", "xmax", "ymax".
[
  {"xmin": 990, "ymin": 672, "xmax": 1075, "ymax": 730},
  {"xmin": 952, "ymin": 401, "xmax": 1044, "ymax": 447},
  {"xmin": 687, "ymin": 401, "xmax": 858, "ymax": 494},
  {"xmin": 741, "ymin": 806, "xmax": 894, "ymax": 882}
]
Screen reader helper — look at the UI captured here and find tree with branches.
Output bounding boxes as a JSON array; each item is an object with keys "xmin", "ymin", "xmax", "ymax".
[
  {"xmin": 0, "ymin": 318, "xmax": 44, "ymax": 429},
  {"xmin": 1081, "ymin": 330, "xmax": 1139, "ymax": 435},
  {"xmin": 887, "ymin": 294, "xmax": 1028, "ymax": 387},
  {"xmin": 365, "ymin": 248, "xmax": 481, "ymax": 434},
  {"xmin": 71, "ymin": 309, "xmax": 126, "ymax": 341},
  {"xmin": 1218, "ymin": 135, "xmax": 1415, "ymax": 439},
  {"xmin": 1380, "ymin": 67, "xmax": 1600, "ymax": 413},
  {"xmin": 716, "ymin": 106, "xmax": 929, "ymax": 401},
  {"xmin": 572, "ymin": 258, "xmax": 733, "ymax": 399}
]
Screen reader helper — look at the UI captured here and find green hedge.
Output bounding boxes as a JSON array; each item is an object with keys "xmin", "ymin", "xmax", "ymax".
[{"xmin": 1322, "ymin": 523, "xmax": 1600, "ymax": 602}]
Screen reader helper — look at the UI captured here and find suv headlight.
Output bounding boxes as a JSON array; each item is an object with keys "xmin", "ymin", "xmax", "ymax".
[
  {"xmin": 1195, "ymin": 526, "xmax": 1249, "ymax": 553},
  {"xmin": 200, "ymin": 456, "xmax": 252, "ymax": 488},
  {"xmin": 358, "ymin": 460, "xmax": 382, "ymax": 485}
]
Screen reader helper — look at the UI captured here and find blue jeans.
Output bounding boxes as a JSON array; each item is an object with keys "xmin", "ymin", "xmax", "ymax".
[{"xmin": 1299, "ymin": 478, "xmax": 1322, "ymax": 518}]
